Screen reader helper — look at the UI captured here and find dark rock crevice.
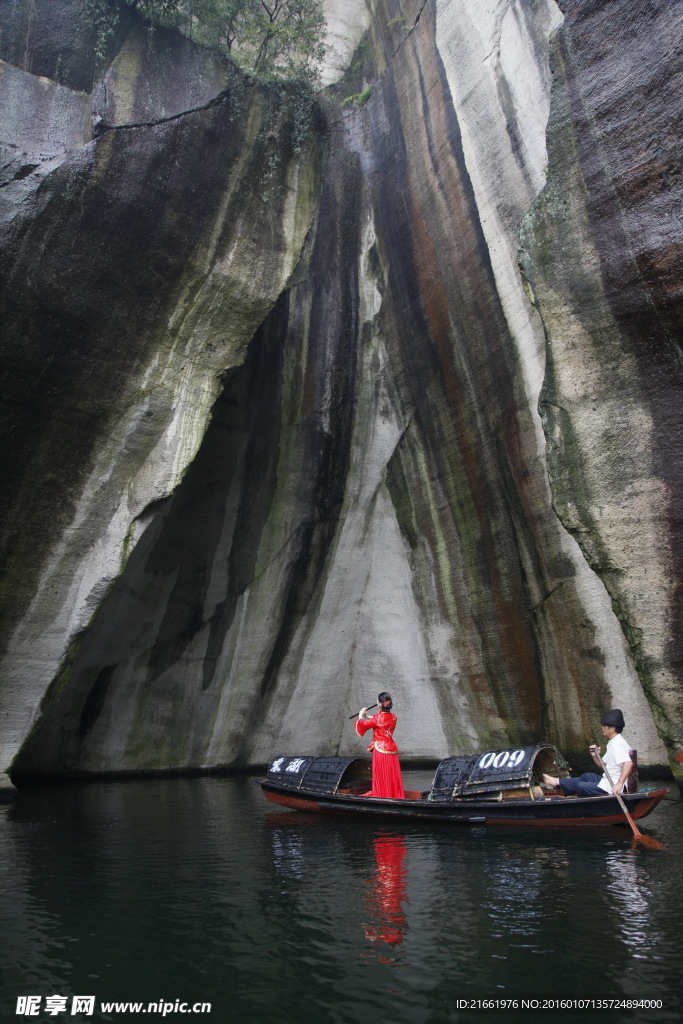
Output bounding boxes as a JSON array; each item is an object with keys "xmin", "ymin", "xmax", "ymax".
[
  {"xmin": 12, "ymin": 298, "xmax": 288, "ymax": 773},
  {"xmin": 12, "ymin": 142, "xmax": 362, "ymax": 775}
]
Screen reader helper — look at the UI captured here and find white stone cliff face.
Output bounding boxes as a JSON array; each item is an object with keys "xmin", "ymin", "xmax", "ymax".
[
  {"xmin": 0, "ymin": 11, "xmax": 324, "ymax": 771},
  {"xmin": 320, "ymin": 0, "xmax": 376, "ymax": 85},
  {"xmin": 1, "ymin": 0, "xmax": 679, "ymax": 779},
  {"xmin": 519, "ymin": 0, "xmax": 683, "ymax": 772},
  {"xmin": 434, "ymin": 0, "xmax": 665, "ymax": 761}
]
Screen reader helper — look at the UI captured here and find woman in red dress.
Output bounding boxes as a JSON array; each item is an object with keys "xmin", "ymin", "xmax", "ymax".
[{"xmin": 354, "ymin": 692, "xmax": 406, "ymax": 799}]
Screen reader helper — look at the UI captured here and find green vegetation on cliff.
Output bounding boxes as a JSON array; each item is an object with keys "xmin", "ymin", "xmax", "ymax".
[
  {"xmin": 178, "ymin": 0, "xmax": 324, "ymax": 79},
  {"xmin": 86, "ymin": 0, "xmax": 325, "ymax": 81}
]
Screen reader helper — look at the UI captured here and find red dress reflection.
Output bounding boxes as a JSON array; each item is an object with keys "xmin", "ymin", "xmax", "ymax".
[
  {"xmin": 354, "ymin": 711, "xmax": 406, "ymax": 799},
  {"xmin": 362, "ymin": 835, "xmax": 408, "ymax": 949}
]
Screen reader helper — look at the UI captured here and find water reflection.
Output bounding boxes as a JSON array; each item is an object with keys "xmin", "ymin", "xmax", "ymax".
[
  {"xmin": 270, "ymin": 819, "xmax": 307, "ymax": 882},
  {"xmin": 1, "ymin": 779, "xmax": 680, "ymax": 1024},
  {"xmin": 361, "ymin": 835, "xmax": 408, "ymax": 952},
  {"xmin": 265, "ymin": 814, "xmax": 410, "ymax": 958},
  {"xmin": 605, "ymin": 849, "xmax": 660, "ymax": 964}
]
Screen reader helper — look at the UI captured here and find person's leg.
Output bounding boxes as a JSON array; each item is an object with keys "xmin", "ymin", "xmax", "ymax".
[
  {"xmin": 575, "ymin": 773, "xmax": 605, "ymax": 797},
  {"xmin": 558, "ymin": 776, "xmax": 581, "ymax": 796},
  {"xmin": 559, "ymin": 772, "xmax": 604, "ymax": 797}
]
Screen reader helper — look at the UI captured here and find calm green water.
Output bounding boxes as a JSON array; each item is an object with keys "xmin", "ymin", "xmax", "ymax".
[{"xmin": 1, "ymin": 773, "xmax": 681, "ymax": 1024}]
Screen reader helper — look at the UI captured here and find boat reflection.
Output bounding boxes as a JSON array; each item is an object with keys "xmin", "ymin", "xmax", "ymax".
[{"xmin": 361, "ymin": 834, "xmax": 408, "ymax": 954}]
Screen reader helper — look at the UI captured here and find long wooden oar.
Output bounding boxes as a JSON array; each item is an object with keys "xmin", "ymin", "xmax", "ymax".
[
  {"xmin": 595, "ymin": 748, "xmax": 663, "ymax": 849},
  {"xmin": 349, "ymin": 703, "xmax": 378, "ymax": 720}
]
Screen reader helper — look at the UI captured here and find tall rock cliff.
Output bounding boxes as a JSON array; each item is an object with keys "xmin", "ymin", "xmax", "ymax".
[{"xmin": 2, "ymin": 0, "xmax": 681, "ymax": 784}]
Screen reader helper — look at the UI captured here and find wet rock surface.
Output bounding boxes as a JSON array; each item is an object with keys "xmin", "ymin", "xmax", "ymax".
[
  {"xmin": 0, "ymin": 0, "xmax": 324, "ymax": 770},
  {"xmin": 0, "ymin": 772, "xmax": 17, "ymax": 802},
  {"xmin": 520, "ymin": 0, "xmax": 683, "ymax": 777},
  {"xmin": 2, "ymin": 0, "xmax": 681, "ymax": 781}
]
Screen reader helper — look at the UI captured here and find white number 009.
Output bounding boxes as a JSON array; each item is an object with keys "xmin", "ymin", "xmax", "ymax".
[{"xmin": 478, "ymin": 749, "xmax": 525, "ymax": 770}]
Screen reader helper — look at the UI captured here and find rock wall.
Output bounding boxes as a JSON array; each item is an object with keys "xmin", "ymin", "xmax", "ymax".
[
  {"xmin": 519, "ymin": 0, "xmax": 683, "ymax": 777},
  {"xmin": 2, "ymin": 0, "xmax": 681, "ymax": 781},
  {"xmin": 0, "ymin": 0, "xmax": 325, "ymax": 771}
]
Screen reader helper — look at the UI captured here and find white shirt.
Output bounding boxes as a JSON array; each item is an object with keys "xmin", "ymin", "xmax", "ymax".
[{"xmin": 598, "ymin": 734, "xmax": 632, "ymax": 793}]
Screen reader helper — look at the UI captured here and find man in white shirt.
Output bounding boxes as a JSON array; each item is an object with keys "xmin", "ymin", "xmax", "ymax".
[{"xmin": 542, "ymin": 709, "xmax": 633, "ymax": 797}]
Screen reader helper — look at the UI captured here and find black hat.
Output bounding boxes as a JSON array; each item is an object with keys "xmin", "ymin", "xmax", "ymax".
[{"xmin": 600, "ymin": 708, "xmax": 625, "ymax": 729}]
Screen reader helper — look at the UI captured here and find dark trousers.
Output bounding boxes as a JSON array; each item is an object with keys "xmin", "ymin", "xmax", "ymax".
[{"xmin": 559, "ymin": 773, "xmax": 605, "ymax": 797}]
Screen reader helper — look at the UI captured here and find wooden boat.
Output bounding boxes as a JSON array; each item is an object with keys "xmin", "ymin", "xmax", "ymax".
[{"xmin": 254, "ymin": 745, "xmax": 668, "ymax": 828}]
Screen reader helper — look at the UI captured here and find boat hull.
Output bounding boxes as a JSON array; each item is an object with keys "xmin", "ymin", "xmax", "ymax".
[{"xmin": 259, "ymin": 781, "xmax": 668, "ymax": 827}]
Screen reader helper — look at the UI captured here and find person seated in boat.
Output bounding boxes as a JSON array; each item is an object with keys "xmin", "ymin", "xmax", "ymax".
[
  {"xmin": 354, "ymin": 692, "xmax": 406, "ymax": 800},
  {"xmin": 542, "ymin": 709, "xmax": 633, "ymax": 797}
]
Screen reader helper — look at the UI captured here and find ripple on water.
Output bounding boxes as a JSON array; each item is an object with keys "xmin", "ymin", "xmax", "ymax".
[{"xmin": 0, "ymin": 777, "xmax": 680, "ymax": 1023}]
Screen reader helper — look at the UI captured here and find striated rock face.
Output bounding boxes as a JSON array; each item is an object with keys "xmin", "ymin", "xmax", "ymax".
[
  {"xmin": 0, "ymin": 0, "xmax": 324, "ymax": 771},
  {"xmin": 2, "ymin": 0, "xmax": 681, "ymax": 781},
  {"xmin": 519, "ymin": 0, "xmax": 683, "ymax": 778}
]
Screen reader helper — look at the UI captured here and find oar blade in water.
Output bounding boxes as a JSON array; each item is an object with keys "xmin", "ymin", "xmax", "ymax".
[{"xmin": 630, "ymin": 832, "xmax": 665, "ymax": 851}]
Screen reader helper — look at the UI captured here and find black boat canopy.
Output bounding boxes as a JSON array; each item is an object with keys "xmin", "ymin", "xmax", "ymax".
[
  {"xmin": 265, "ymin": 746, "xmax": 570, "ymax": 800},
  {"xmin": 265, "ymin": 755, "xmax": 371, "ymax": 794},
  {"xmin": 430, "ymin": 744, "xmax": 570, "ymax": 801}
]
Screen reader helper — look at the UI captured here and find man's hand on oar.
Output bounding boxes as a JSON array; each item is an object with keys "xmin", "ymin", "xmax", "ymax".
[{"xmin": 594, "ymin": 747, "xmax": 664, "ymax": 850}]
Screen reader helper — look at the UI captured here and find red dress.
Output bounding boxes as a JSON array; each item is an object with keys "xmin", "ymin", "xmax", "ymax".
[{"xmin": 354, "ymin": 711, "xmax": 406, "ymax": 799}]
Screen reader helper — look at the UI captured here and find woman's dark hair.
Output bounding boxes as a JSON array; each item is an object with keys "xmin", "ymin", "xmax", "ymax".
[{"xmin": 378, "ymin": 691, "xmax": 392, "ymax": 710}]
